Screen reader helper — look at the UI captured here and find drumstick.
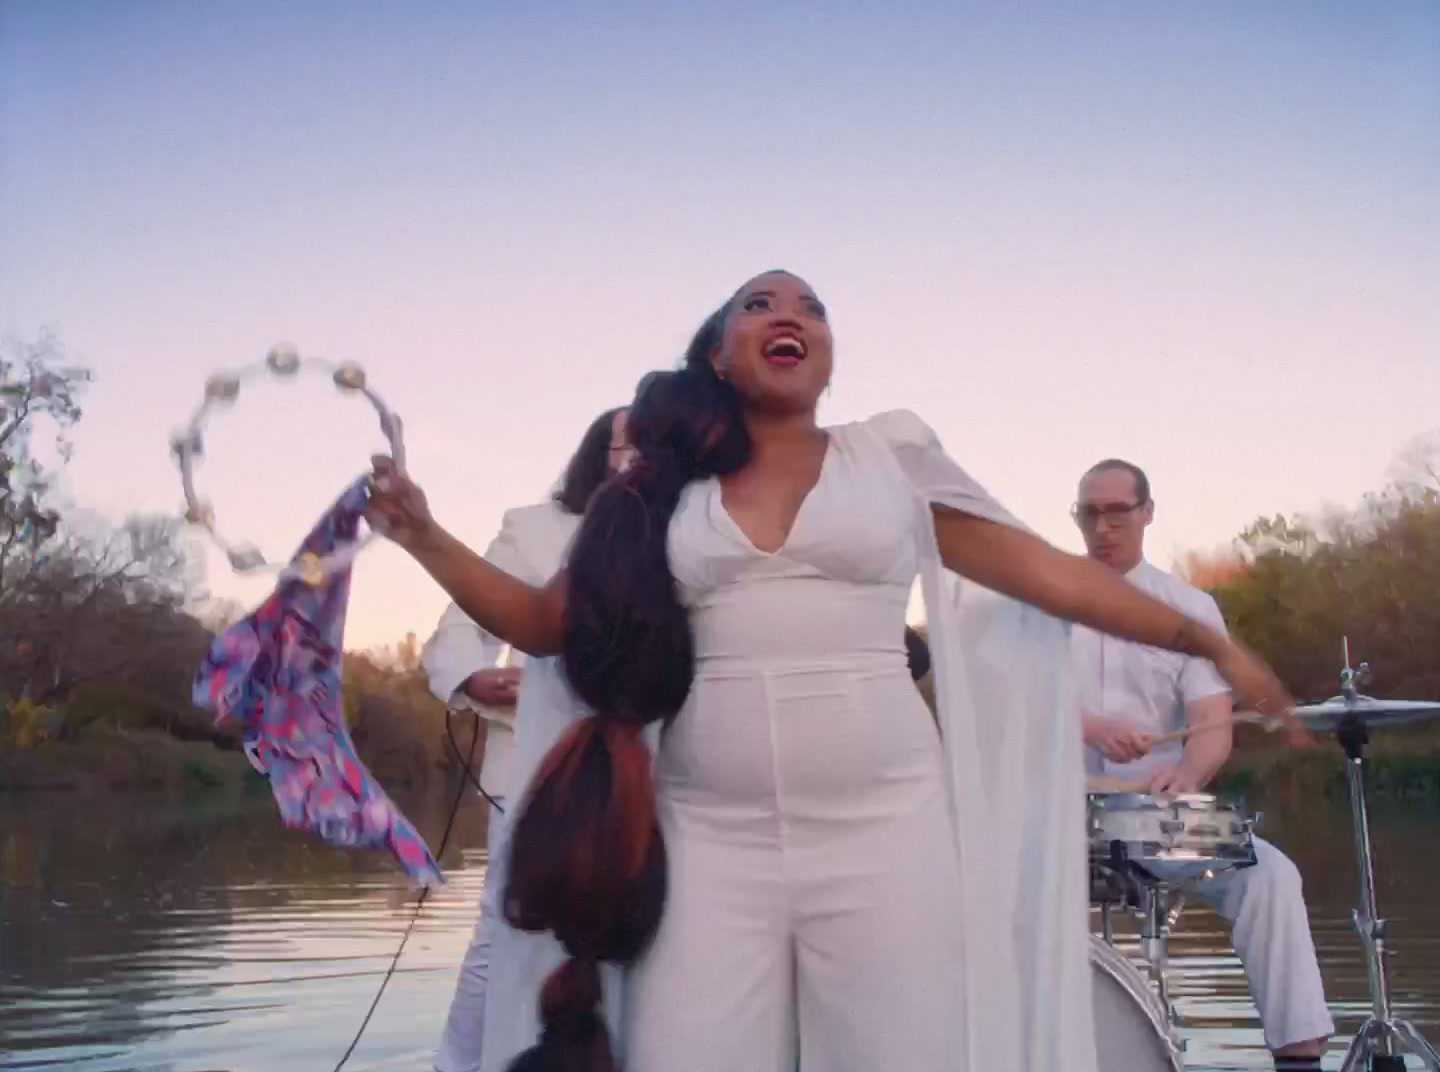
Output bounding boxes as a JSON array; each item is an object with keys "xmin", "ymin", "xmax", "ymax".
[
  {"xmin": 1085, "ymin": 774, "xmax": 1149, "ymax": 793},
  {"xmin": 1150, "ymin": 710, "xmax": 1282, "ymax": 745}
]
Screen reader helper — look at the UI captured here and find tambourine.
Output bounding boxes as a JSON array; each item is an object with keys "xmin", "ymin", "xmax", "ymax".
[{"xmin": 171, "ymin": 343, "xmax": 405, "ymax": 586}]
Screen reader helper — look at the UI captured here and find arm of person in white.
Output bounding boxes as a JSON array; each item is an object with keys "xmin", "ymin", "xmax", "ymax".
[
  {"xmin": 420, "ymin": 508, "xmax": 538, "ymax": 714},
  {"xmin": 421, "ymin": 600, "xmax": 510, "ymax": 705},
  {"xmin": 1150, "ymin": 592, "xmax": 1234, "ymax": 794}
]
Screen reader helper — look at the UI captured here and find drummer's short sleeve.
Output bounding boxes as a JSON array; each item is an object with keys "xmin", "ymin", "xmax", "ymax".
[{"xmin": 1179, "ymin": 590, "xmax": 1231, "ymax": 703}]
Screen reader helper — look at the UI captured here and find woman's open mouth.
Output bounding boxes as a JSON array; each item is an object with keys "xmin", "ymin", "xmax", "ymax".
[{"xmin": 763, "ymin": 335, "xmax": 807, "ymax": 369}]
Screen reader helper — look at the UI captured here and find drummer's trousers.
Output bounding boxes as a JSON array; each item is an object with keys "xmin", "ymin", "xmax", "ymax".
[{"xmin": 1152, "ymin": 836, "xmax": 1334, "ymax": 1051}]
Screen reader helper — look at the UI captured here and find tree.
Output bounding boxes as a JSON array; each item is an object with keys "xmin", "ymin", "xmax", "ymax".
[
  {"xmin": 369, "ymin": 631, "xmax": 423, "ymax": 675},
  {"xmin": 1174, "ymin": 548, "xmax": 1251, "ymax": 589},
  {"xmin": 0, "ymin": 333, "xmax": 92, "ymax": 593},
  {"xmin": 0, "ymin": 514, "xmax": 206, "ymax": 707},
  {"xmin": 1206, "ymin": 493, "xmax": 1440, "ymax": 704},
  {"xmin": 1389, "ymin": 428, "xmax": 1440, "ymax": 500}
]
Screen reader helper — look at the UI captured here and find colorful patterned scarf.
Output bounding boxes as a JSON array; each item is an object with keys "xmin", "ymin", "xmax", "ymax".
[{"xmin": 193, "ymin": 478, "xmax": 443, "ymax": 887}]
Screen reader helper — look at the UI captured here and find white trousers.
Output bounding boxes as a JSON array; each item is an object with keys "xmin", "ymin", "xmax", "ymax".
[
  {"xmin": 622, "ymin": 660, "xmax": 966, "ymax": 1072},
  {"xmin": 435, "ymin": 801, "xmax": 507, "ymax": 1072},
  {"xmin": 1153, "ymin": 835, "xmax": 1334, "ymax": 1052}
]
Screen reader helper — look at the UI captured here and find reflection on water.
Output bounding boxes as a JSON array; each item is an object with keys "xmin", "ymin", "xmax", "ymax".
[
  {"xmin": 0, "ymin": 788, "xmax": 491, "ymax": 1072},
  {"xmin": 1, "ymin": 788, "xmax": 1437, "ymax": 1070}
]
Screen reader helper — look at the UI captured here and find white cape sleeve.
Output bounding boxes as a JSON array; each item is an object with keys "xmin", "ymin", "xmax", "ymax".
[{"xmin": 862, "ymin": 410, "xmax": 1097, "ymax": 1072}]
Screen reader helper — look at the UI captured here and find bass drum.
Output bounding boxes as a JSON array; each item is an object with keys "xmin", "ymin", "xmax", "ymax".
[{"xmin": 1090, "ymin": 936, "xmax": 1183, "ymax": 1072}]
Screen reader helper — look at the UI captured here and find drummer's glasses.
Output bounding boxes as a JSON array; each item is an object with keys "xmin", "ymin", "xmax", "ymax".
[{"xmin": 1071, "ymin": 501, "xmax": 1147, "ymax": 528}]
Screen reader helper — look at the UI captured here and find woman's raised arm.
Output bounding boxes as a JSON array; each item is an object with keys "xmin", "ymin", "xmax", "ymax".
[{"xmin": 366, "ymin": 456, "xmax": 566, "ymax": 657}]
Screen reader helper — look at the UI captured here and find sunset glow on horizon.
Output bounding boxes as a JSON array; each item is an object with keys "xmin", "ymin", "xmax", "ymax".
[{"xmin": 3, "ymin": 1, "xmax": 1436, "ymax": 648}]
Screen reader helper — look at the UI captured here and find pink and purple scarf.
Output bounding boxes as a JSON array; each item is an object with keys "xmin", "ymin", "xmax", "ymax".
[{"xmin": 194, "ymin": 478, "xmax": 443, "ymax": 887}]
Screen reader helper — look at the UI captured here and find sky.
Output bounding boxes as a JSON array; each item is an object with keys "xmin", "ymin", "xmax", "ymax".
[{"xmin": 1, "ymin": 1, "xmax": 1436, "ymax": 650}]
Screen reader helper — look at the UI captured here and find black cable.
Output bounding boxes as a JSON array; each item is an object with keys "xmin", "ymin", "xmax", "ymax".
[
  {"xmin": 332, "ymin": 709, "xmax": 485, "ymax": 1072},
  {"xmin": 446, "ymin": 711, "xmax": 506, "ymax": 816}
]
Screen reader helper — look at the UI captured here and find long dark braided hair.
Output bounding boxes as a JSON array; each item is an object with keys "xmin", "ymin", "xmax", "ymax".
[{"xmin": 500, "ymin": 296, "xmax": 756, "ymax": 1071}]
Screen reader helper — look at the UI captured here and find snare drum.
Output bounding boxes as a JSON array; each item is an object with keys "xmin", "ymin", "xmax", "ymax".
[
  {"xmin": 1088, "ymin": 792, "xmax": 1255, "ymax": 881},
  {"xmin": 1090, "ymin": 935, "xmax": 1183, "ymax": 1071}
]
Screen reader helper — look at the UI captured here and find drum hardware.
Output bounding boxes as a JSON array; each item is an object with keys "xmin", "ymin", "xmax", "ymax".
[
  {"xmin": 1138, "ymin": 880, "xmax": 1175, "ymax": 1023},
  {"xmin": 1165, "ymin": 890, "xmax": 1188, "ymax": 934},
  {"xmin": 1098, "ymin": 881, "xmax": 1116, "ymax": 946},
  {"xmin": 1088, "ymin": 792, "xmax": 1258, "ymax": 880},
  {"xmin": 1093, "ymin": 850, "xmax": 1147, "ymax": 946},
  {"xmin": 1093, "ymin": 847, "xmax": 1188, "ymax": 1041},
  {"xmin": 1296, "ymin": 641, "xmax": 1440, "ymax": 1072},
  {"xmin": 1088, "ymin": 791, "xmax": 1262, "ymax": 1058}
]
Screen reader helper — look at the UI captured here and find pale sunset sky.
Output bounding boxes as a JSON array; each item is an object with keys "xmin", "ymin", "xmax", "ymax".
[{"xmin": 2, "ymin": 1, "xmax": 1436, "ymax": 649}]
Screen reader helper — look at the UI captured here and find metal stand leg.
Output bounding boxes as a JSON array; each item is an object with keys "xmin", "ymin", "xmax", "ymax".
[
  {"xmin": 1335, "ymin": 715, "xmax": 1440, "ymax": 1072},
  {"xmin": 1141, "ymin": 881, "xmax": 1182, "ymax": 1031}
]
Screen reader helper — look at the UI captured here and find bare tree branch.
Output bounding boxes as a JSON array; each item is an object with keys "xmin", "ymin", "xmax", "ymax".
[{"xmin": 1389, "ymin": 428, "xmax": 1440, "ymax": 498}]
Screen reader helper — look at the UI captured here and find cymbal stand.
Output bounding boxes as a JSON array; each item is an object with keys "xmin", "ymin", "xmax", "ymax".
[{"xmin": 1333, "ymin": 643, "xmax": 1439, "ymax": 1072}]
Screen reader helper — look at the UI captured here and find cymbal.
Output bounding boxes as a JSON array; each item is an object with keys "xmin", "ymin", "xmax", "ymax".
[{"xmin": 1292, "ymin": 695, "xmax": 1440, "ymax": 731}]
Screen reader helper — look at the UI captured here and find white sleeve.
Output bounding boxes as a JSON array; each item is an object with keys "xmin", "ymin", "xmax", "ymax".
[
  {"xmin": 1180, "ymin": 591, "xmax": 1231, "ymax": 703},
  {"xmin": 421, "ymin": 600, "xmax": 503, "ymax": 704},
  {"xmin": 863, "ymin": 409, "xmax": 1025, "ymax": 530},
  {"xmin": 864, "ymin": 409, "xmax": 1096, "ymax": 1072},
  {"xmin": 419, "ymin": 510, "xmax": 541, "ymax": 704}
]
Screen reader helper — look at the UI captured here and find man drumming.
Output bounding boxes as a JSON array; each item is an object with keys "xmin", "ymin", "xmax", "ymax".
[{"xmin": 1071, "ymin": 459, "xmax": 1333, "ymax": 1071}]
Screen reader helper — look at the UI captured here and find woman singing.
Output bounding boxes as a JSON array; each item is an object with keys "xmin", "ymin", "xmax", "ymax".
[{"xmin": 367, "ymin": 270, "xmax": 1294, "ymax": 1072}]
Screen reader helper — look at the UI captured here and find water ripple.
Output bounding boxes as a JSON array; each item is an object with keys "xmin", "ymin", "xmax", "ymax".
[{"xmin": 2, "ymin": 793, "xmax": 1436, "ymax": 1070}]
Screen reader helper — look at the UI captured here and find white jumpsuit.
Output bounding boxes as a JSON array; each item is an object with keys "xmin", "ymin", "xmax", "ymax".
[
  {"xmin": 479, "ymin": 411, "xmax": 1097, "ymax": 1072},
  {"xmin": 624, "ymin": 426, "xmax": 965, "ymax": 1071}
]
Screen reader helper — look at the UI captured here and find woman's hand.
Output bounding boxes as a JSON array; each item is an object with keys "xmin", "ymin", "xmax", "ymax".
[
  {"xmin": 366, "ymin": 455, "xmax": 437, "ymax": 552},
  {"xmin": 361, "ymin": 457, "xmax": 565, "ymax": 656}
]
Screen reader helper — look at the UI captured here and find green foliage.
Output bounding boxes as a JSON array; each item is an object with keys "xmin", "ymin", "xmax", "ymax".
[
  {"xmin": 0, "ymin": 333, "xmax": 458, "ymax": 794},
  {"xmin": 1204, "ymin": 481, "xmax": 1440, "ymax": 801},
  {"xmin": 340, "ymin": 647, "xmax": 457, "ymax": 786},
  {"xmin": 0, "ymin": 698, "xmax": 63, "ymax": 749},
  {"xmin": 180, "ymin": 757, "xmax": 226, "ymax": 790},
  {"xmin": 1213, "ymin": 492, "xmax": 1440, "ymax": 703}
]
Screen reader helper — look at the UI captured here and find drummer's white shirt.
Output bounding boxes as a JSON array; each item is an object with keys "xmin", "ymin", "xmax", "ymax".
[{"xmin": 1070, "ymin": 559, "xmax": 1231, "ymax": 779}]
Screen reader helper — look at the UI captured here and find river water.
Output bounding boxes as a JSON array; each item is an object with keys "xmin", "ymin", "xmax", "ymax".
[{"xmin": 1, "ymin": 787, "xmax": 1437, "ymax": 1071}]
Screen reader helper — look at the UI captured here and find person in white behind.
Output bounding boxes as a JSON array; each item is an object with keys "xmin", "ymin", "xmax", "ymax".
[
  {"xmin": 1070, "ymin": 458, "xmax": 1333, "ymax": 1071},
  {"xmin": 423, "ymin": 406, "xmax": 631, "ymax": 1072}
]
